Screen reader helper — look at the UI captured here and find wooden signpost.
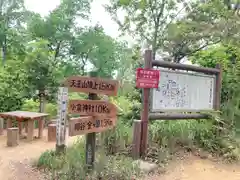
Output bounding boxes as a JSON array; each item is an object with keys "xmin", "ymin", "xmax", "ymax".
[
  {"xmin": 56, "ymin": 87, "xmax": 68, "ymax": 153},
  {"xmin": 57, "ymin": 71, "xmax": 119, "ymax": 169},
  {"xmin": 64, "ymin": 76, "xmax": 118, "ymax": 96},
  {"xmin": 68, "ymin": 116, "xmax": 117, "ymax": 136},
  {"xmin": 68, "ymin": 100, "xmax": 117, "ymax": 116}
]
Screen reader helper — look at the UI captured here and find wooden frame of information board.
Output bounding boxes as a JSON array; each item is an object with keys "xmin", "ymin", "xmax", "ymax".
[
  {"xmin": 132, "ymin": 49, "xmax": 222, "ymax": 159},
  {"xmin": 57, "ymin": 72, "xmax": 119, "ymax": 169}
]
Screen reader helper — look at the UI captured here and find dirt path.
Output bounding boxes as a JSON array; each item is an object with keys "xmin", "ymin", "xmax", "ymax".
[
  {"xmin": 0, "ymin": 129, "xmax": 78, "ymax": 180},
  {"xmin": 0, "ymin": 129, "xmax": 239, "ymax": 180},
  {"xmin": 146, "ymin": 154, "xmax": 240, "ymax": 180}
]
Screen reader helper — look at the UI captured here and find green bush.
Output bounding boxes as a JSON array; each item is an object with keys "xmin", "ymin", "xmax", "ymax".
[
  {"xmin": 21, "ymin": 99, "xmax": 57, "ymax": 118},
  {"xmin": 37, "ymin": 139, "xmax": 141, "ymax": 180},
  {"xmin": 100, "ymin": 117, "xmax": 133, "ymax": 154},
  {"xmin": 0, "ymin": 61, "xmax": 28, "ymax": 112},
  {"xmin": 69, "ymin": 92, "xmax": 87, "ymax": 100},
  {"xmin": 113, "ymin": 96, "xmax": 141, "ymax": 125},
  {"xmin": 148, "ymin": 117, "xmax": 240, "ymax": 161}
]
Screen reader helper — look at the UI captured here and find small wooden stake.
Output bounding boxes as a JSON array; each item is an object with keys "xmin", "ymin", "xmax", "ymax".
[{"xmin": 132, "ymin": 120, "xmax": 142, "ymax": 159}]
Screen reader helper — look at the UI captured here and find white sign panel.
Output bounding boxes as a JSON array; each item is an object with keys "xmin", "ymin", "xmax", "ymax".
[
  {"xmin": 56, "ymin": 87, "xmax": 68, "ymax": 146},
  {"xmin": 151, "ymin": 69, "xmax": 215, "ymax": 112}
]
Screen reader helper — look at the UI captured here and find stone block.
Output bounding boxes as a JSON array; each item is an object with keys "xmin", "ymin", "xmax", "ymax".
[
  {"xmin": 7, "ymin": 127, "xmax": 19, "ymax": 147},
  {"xmin": 48, "ymin": 124, "xmax": 56, "ymax": 142}
]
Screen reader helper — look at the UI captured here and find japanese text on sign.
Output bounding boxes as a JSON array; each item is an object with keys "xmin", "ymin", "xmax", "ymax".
[
  {"xmin": 64, "ymin": 76, "xmax": 119, "ymax": 96},
  {"xmin": 137, "ymin": 68, "xmax": 159, "ymax": 79},
  {"xmin": 68, "ymin": 100, "xmax": 117, "ymax": 116},
  {"xmin": 56, "ymin": 87, "xmax": 68, "ymax": 146},
  {"xmin": 74, "ymin": 118, "xmax": 113, "ymax": 131},
  {"xmin": 136, "ymin": 68, "xmax": 160, "ymax": 88},
  {"xmin": 151, "ymin": 69, "xmax": 215, "ymax": 112},
  {"xmin": 69, "ymin": 116, "xmax": 116, "ymax": 136}
]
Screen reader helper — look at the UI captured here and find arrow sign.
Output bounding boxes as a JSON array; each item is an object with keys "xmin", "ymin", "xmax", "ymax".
[
  {"xmin": 68, "ymin": 116, "xmax": 117, "ymax": 136},
  {"xmin": 64, "ymin": 76, "xmax": 119, "ymax": 96},
  {"xmin": 68, "ymin": 100, "xmax": 117, "ymax": 117}
]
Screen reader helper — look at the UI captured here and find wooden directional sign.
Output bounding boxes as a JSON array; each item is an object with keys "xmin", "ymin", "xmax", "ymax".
[
  {"xmin": 69, "ymin": 116, "xmax": 117, "ymax": 136},
  {"xmin": 64, "ymin": 76, "xmax": 119, "ymax": 96},
  {"xmin": 68, "ymin": 100, "xmax": 117, "ymax": 117}
]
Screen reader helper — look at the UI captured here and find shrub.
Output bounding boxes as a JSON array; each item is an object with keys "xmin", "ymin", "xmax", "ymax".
[
  {"xmin": 100, "ymin": 117, "xmax": 133, "ymax": 154},
  {"xmin": 0, "ymin": 61, "xmax": 28, "ymax": 112},
  {"xmin": 37, "ymin": 139, "xmax": 142, "ymax": 180},
  {"xmin": 69, "ymin": 92, "xmax": 87, "ymax": 100},
  {"xmin": 112, "ymin": 96, "xmax": 141, "ymax": 125},
  {"xmin": 21, "ymin": 99, "xmax": 57, "ymax": 118},
  {"xmin": 148, "ymin": 116, "xmax": 240, "ymax": 161}
]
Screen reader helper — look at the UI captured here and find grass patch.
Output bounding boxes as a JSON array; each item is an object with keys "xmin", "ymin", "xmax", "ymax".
[
  {"xmin": 37, "ymin": 138, "xmax": 142, "ymax": 180},
  {"xmin": 147, "ymin": 119, "xmax": 240, "ymax": 163}
]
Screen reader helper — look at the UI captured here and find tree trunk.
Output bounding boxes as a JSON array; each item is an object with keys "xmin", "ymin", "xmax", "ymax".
[
  {"xmin": 2, "ymin": 35, "xmax": 7, "ymax": 65},
  {"xmin": 39, "ymin": 90, "xmax": 45, "ymax": 113}
]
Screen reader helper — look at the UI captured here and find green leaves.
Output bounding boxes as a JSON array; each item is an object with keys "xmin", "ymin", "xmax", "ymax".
[
  {"xmin": 105, "ymin": 0, "xmax": 190, "ymax": 59},
  {"xmin": 0, "ymin": 60, "xmax": 27, "ymax": 111},
  {"xmin": 27, "ymin": 0, "xmax": 92, "ymax": 61},
  {"xmin": 24, "ymin": 39, "xmax": 60, "ymax": 93},
  {"xmin": 69, "ymin": 25, "xmax": 126, "ymax": 78}
]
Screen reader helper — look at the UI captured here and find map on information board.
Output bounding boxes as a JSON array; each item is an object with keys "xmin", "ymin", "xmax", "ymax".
[{"xmin": 151, "ymin": 69, "xmax": 215, "ymax": 112}]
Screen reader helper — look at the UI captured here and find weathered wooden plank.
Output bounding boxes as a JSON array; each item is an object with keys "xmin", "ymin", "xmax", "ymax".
[
  {"xmin": 64, "ymin": 76, "xmax": 119, "ymax": 96},
  {"xmin": 68, "ymin": 100, "xmax": 117, "ymax": 117},
  {"xmin": 69, "ymin": 116, "xmax": 117, "ymax": 137}
]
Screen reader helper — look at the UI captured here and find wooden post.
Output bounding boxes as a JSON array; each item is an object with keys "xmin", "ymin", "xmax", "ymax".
[
  {"xmin": 7, "ymin": 128, "xmax": 19, "ymax": 147},
  {"xmin": 48, "ymin": 124, "xmax": 56, "ymax": 142},
  {"xmin": 132, "ymin": 120, "xmax": 142, "ymax": 159},
  {"xmin": 38, "ymin": 119, "xmax": 44, "ymax": 138},
  {"xmin": 38, "ymin": 91, "xmax": 45, "ymax": 137},
  {"xmin": 18, "ymin": 121, "xmax": 22, "ymax": 136},
  {"xmin": 7, "ymin": 119, "xmax": 12, "ymax": 129},
  {"xmin": 25, "ymin": 122, "xmax": 28, "ymax": 133},
  {"xmin": 56, "ymin": 87, "xmax": 68, "ymax": 153},
  {"xmin": 214, "ymin": 64, "xmax": 222, "ymax": 111},
  {"xmin": 86, "ymin": 71, "xmax": 98, "ymax": 170},
  {"xmin": 38, "ymin": 90, "xmax": 46, "ymax": 113},
  {"xmin": 27, "ymin": 120, "xmax": 34, "ymax": 141},
  {"xmin": 0, "ymin": 118, "xmax": 4, "ymax": 135},
  {"xmin": 214, "ymin": 64, "xmax": 222, "ymax": 134},
  {"xmin": 140, "ymin": 50, "xmax": 152, "ymax": 156}
]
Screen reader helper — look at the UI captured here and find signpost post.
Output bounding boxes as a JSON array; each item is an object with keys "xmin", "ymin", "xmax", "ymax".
[
  {"xmin": 86, "ymin": 71, "xmax": 98, "ymax": 170},
  {"xmin": 61, "ymin": 71, "xmax": 119, "ymax": 170},
  {"xmin": 56, "ymin": 87, "xmax": 68, "ymax": 153}
]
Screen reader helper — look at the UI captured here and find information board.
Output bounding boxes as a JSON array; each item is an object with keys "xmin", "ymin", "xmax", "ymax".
[{"xmin": 151, "ymin": 69, "xmax": 215, "ymax": 112}]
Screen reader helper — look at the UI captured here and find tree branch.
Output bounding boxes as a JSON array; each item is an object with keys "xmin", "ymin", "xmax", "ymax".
[
  {"xmin": 54, "ymin": 40, "xmax": 62, "ymax": 61},
  {"xmin": 174, "ymin": 39, "xmax": 221, "ymax": 62}
]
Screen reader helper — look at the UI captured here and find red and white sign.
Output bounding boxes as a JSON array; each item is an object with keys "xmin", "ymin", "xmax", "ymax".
[{"xmin": 136, "ymin": 68, "xmax": 160, "ymax": 88}]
